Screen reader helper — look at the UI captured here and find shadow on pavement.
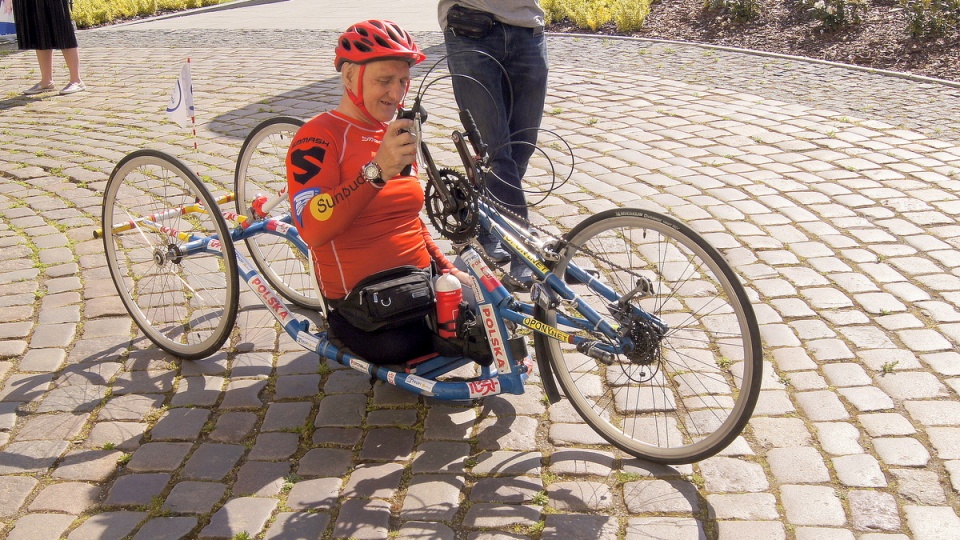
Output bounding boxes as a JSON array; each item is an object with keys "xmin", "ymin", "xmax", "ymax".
[{"xmin": 205, "ymin": 42, "xmax": 448, "ymax": 142}]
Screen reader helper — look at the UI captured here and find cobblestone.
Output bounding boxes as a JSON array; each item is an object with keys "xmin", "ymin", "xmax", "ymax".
[{"xmin": 0, "ymin": 1, "xmax": 959, "ymax": 537}]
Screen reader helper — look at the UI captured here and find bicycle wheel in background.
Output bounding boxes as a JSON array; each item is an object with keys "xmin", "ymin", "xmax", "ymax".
[
  {"xmin": 102, "ymin": 149, "xmax": 239, "ymax": 359},
  {"xmin": 234, "ymin": 116, "xmax": 322, "ymax": 310},
  {"xmin": 534, "ymin": 208, "xmax": 762, "ymax": 464}
]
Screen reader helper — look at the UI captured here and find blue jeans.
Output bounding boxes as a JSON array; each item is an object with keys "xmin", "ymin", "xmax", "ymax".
[{"xmin": 444, "ymin": 24, "xmax": 548, "ymax": 221}]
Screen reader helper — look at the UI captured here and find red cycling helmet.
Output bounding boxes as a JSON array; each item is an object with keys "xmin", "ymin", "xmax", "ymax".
[{"xmin": 335, "ymin": 20, "xmax": 426, "ymax": 72}]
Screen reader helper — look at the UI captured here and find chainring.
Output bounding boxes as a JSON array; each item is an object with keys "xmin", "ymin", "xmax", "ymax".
[{"xmin": 425, "ymin": 168, "xmax": 480, "ymax": 243}]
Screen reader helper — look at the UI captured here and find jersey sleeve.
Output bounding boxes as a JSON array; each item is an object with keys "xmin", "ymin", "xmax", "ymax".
[{"xmin": 286, "ymin": 121, "xmax": 381, "ymax": 248}]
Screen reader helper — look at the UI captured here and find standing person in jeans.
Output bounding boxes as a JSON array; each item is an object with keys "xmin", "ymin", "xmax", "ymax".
[
  {"xmin": 439, "ymin": 0, "xmax": 548, "ymax": 290},
  {"xmin": 13, "ymin": 0, "xmax": 85, "ymax": 95}
]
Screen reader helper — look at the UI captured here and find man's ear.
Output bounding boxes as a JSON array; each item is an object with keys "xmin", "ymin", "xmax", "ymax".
[{"xmin": 342, "ymin": 63, "xmax": 358, "ymax": 91}]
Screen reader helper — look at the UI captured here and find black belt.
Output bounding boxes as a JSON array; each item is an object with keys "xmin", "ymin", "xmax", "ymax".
[{"xmin": 449, "ymin": 22, "xmax": 543, "ymax": 37}]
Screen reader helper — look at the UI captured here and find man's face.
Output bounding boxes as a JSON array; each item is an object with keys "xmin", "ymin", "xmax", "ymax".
[{"xmin": 358, "ymin": 59, "xmax": 411, "ymax": 122}]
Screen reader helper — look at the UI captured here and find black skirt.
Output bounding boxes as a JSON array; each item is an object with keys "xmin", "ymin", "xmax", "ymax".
[{"xmin": 12, "ymin": 0, "xmax": 78, "ymax": 51}]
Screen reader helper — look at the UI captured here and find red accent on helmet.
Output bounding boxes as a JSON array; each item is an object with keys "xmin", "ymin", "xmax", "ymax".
[{"xmin": 334, "ymin": 20, "xmax": 426, "ymax": 72}]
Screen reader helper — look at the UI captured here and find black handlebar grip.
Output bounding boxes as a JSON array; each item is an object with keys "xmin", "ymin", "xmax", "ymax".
[
  {"xmin": 397, "ymin": 105, "xmax": 418, "ymax": 177},
  {"xmin": 459, "ymin": 109, "xmax": 486, "ymax": 157}
]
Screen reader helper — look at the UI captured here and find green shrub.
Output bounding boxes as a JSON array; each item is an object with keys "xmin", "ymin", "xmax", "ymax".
[
  {"xmin": 902, "ymin": 0, "xmax": 960, "ymax": 37},
  {"xmin": 804, "ymin": 0, "xmax": 867, "ymax": 30},
  {"xmin": 72, "ymin": 0, "xmax": 228, "ymax": 29},
  {"xmin": 612, "ymin": 0, "xmax": 652, "ymax": 31},
  {"xmin": 72, "ymin": 1, "xmax": 114, "ymax": 28},
  {"xmin": 703, "ymin": 0, "xmax": 760, "ymax": 21},
  {"xmin": 543, "ymin": 0, "xmax": 652, "ymax": 32}
]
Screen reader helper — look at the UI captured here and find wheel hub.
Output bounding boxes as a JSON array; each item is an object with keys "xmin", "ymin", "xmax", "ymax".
[{"xmin": 154, "ymin": 243, "xmax": 183, "ymax": 266}]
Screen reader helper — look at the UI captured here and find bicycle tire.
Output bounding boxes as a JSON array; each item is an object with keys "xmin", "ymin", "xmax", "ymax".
[
  {"xmin": 102, "ymin": 149, "xmax": 239, "ymax": 359},
  {"xmin": 234, "ymin": 116, "xmax": 322, "ymax": 310},
  {"xmin": 534, "ymin": 208, "xmax": 762, "ymax": 463}
]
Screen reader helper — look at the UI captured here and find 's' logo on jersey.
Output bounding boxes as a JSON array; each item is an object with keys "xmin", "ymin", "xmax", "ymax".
[{"xmin": 290, "ymin": 145, "xmax": 326, "ymax": 185}]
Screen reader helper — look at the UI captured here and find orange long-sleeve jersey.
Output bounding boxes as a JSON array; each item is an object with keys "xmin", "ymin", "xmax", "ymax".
[{"xmin": 286, "ymin": 110, "xmax": 453, "ymax": 300}]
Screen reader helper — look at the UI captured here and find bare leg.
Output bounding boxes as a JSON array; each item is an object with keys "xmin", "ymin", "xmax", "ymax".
[
  {"xmin": 35, "ymin": 50, "xmax": 54, "ymax": 86},
  {"xmin": 61, "ymin": 48, "xmax": 82, "ymax": 84}
]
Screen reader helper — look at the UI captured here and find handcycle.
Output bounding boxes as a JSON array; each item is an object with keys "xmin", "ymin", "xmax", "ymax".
[{"xmin": 98, "ymin": 91, "xmax": 762, "ymax": 466}]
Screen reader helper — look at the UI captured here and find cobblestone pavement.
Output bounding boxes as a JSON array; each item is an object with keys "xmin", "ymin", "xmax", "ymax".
[{"xmin": 1, "ymin": 17, "xmax": 959, "ymax": 540}]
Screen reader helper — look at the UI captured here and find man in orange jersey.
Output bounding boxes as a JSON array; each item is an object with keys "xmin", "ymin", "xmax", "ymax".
[{"xmin": 287, "ymin": 20, "xmax": 471, "ymax": 364}]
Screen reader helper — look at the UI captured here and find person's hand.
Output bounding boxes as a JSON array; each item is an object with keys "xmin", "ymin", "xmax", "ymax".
[
  {"xmin": 452, "ymin": 269, "xmax": 473, "ymax": 287},
  {"xmin": 373, "ymin": 118, "xmax": 417, "ymax": 181}
]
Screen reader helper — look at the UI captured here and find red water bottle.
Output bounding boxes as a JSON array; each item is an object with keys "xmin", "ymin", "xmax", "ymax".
[{"xmin": 435, "ymin": 269, "xmax": 462, "ymax": 338}]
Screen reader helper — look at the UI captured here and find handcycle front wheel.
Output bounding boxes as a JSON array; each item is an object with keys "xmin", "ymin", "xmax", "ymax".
[
  {"xmin": 102, "ymin": 149, "xmax": 240, "ymax": 359},
  {"xmin": 234, "ymin": 116, "xmax": 323, "ymax": 310},
  {"xmin": 535, "ymin": 208, "xmax": 763, "ymax": 464}
]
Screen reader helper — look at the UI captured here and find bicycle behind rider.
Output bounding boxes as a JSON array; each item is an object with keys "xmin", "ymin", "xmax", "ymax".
[{"xmin": 285, "ymin": 20, "xmax": 474, "ymax": 365}]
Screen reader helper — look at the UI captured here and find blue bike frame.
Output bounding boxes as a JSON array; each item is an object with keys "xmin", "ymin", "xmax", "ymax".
[
  {"xmin": 224, "ymin": 213, "xmax": 531, "ymax": 401},
  {"xmin": 219, "ymin": 192, "xmax": 671, "ymax": 403}
]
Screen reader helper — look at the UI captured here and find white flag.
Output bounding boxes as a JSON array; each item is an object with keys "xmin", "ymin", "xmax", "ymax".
[{"xmin": 166, "ymin": 63, "xmax": 195, "ymax": 128}]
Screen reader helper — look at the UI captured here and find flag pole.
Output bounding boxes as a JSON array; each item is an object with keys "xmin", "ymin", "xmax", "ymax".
[
  {"xmin": 166, "ymin": 58, "xmax": 199, "ymax": 178},
  {"xmin": 188, "ymin": 57, "xmax": 201, "ymax": 179}
]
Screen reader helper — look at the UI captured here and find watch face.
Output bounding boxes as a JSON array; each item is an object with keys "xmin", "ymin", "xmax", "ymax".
[{"xmin": 363, "ymin": 162, "xmax": 381, "ymax": 181}]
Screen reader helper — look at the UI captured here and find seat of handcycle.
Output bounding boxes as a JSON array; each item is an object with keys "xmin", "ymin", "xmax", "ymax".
[{"xmin": 323, "ymin": 323, "xmax": 493, "ymax": 372}]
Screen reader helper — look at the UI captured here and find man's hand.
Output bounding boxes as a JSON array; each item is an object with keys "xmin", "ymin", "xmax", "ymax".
[
  {"xmin": 452, "ymin": 269, "xmax": 473, "ymax": 288},
  {"xmin": 374, "ymin": 118, "xmax": 417, "ymax": 181}
]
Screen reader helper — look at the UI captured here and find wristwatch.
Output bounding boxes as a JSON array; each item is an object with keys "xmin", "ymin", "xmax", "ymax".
[{"xmin": 361, "ymin": 161, "xmax": 385, "ymax": 187}]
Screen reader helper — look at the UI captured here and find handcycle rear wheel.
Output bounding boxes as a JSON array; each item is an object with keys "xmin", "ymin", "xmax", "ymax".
[
  {"xmin": 234, "ymin": 116, "xmax": 322, "ymax": 310},
  {"xmin": 102, "ymin": 150, "xmax": 239, "ymax": 359},
  {"xmin": 534, "ymin": 208, "xmax": 762, "ymax": 464}
]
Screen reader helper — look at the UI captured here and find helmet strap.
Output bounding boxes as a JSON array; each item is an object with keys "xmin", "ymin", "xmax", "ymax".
[{"xmin": 345, "ymin": 64, "xmax": 383, "ymax": 126}]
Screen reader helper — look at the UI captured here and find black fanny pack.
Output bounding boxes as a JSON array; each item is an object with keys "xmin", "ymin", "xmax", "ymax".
[
  {"xmin": 335, "ymin": 266, "xmax": 435, "ymax": 332},
  {"xmin": 447, "ymin": 4, "xmax": 497, "ymax": 39}
]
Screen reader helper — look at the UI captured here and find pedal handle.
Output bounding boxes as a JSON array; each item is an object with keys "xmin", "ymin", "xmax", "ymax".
[
  {"xmin": 577, "ymin": 341, "xmax": 615, "ymax": 365},
  {"xmin": 459, "ymin": 109, "xmax": 486, "ymax": 157}
]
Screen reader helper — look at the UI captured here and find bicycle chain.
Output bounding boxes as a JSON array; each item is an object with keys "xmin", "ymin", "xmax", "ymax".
[
  {"xmin": 476, "ymin": 186, "xmax": 646, "ymax": 287},
  {"xmin": 473, "ymin": 188, "xmax": 655, "ymax": 344},
  {"xmin": 428, "ymin": 164, "xmax": 652, "ymax": 342}
]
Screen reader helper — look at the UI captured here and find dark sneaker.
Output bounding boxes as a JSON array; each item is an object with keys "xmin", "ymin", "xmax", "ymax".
[
  {"xmin": 477, "ymin": 230, "xmax": 509, "ymax": 263},
  {"xmin": 503, "ymin": 263, "xmax": 534, "ymax": 292}
]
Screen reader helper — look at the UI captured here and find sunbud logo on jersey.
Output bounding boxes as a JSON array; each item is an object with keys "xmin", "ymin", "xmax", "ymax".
[
  {"xmin": 309, "ymin": 193, "xmax": 336, "ymax": 221},
  {"xmin": 308, "ymin": 174, "xmax": 370, "ymax": 222}
]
